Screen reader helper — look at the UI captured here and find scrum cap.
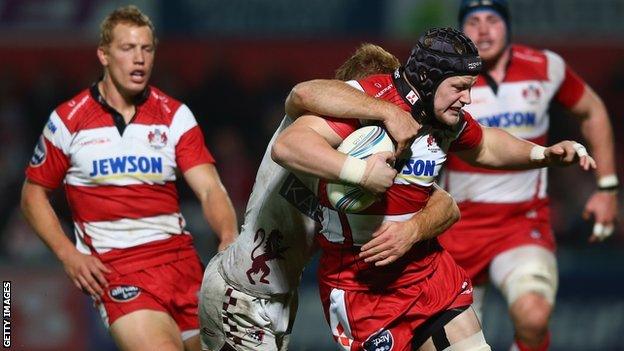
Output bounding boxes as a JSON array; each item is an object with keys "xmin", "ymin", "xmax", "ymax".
[{"xmin": 402, "ymin": 27, "xmax": 481, "ymax": 119}]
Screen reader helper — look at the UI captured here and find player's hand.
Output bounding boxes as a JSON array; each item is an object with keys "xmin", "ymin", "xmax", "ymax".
[
  {"xmin": 382, "ymin": 107, "xmax": 420, "ymax": 158},
  {"xmin": 359, "ymin": 220, "xmax": 419, "ymax": 266},
  {"xmin": 544, "ymin": 141, "xmax": 596, "ymax": 170},
  {"xmin": 61, "ymin": 250, "xmax": 110, "ymax": 301},
  {"xmin": 584, "ymin": 191, "xmax": 618, "ymax": 242},
  {"xmin": 360, "ymin": 152, "xmax": 397, "ymax": 195}
]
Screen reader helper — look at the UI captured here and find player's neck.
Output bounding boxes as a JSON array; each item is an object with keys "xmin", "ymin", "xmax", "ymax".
[
  {"xmin": 483, "ymin": 46, "xmax": 511, "ymax": 84},
  {"xmin": 98, "ymin": 78, "xmax": 137, "ymax": 123}
]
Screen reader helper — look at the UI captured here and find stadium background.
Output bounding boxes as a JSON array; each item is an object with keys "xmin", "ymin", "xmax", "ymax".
[{"xmin": 0, "ymin": 0, "xmax": 622, "ymax": 349}]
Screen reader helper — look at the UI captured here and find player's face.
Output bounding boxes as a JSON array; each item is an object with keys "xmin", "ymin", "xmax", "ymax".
[
  {"xmin": 462, "ymin": 11, "xmax": 507, "ymax": 63},
  {"xmin": 433, "ymin": 75, "xmax": 477, "ymax": 126},
  {"xmin": 98, "ymin": 23, "xmax": 155, "ymax": 97}
]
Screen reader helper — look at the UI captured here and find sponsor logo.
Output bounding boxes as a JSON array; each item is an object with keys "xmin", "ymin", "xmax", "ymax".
[
  {"xmin": 374, "ymin": 84, "xmax": 394, "ymax": 98},
  {"xmin": 109, "ymin": 285, "xmax": 141, "ymax": 302},
  {"xmin": 374, "ymin": 82, "xmax": 382, "ymax": 88},
  {"xmin": 147, "ymin": 128, "xmax": 168, "ymax": 149},
  {"xmin": 88, "ymin": 156, "xmax": 163, "ymax": 177},
  {"xmin": 406, "ymin": 90, "xmax": 418, "ymax": 105},
  {"xmin": 401, "ymin": 159, "xmax": 436, "ymax": 177},
  {"xmin": 244, "ymin": 327, "xmax": 265, "ymax": 346},
  {"xmin": 29, "ymin": 136, "xmax": 47, "ymax": 167},
  {"xmin": 67, "ymin": 95, "xmax": 89, "ymax": 120},
  {"xmin": 477, "ymin": 112, "xmax": 536, "ymax": 128},
  {"xmin": 363, "ymin": 329, "xmax": 394, "ymax": 351},
  {"xmin": 46, "ymin": 120, "xmax": 57, "ymax": 134},
  {"xmin": 79, "ymin": 137, "xmax": 111, "ymax": 147}
]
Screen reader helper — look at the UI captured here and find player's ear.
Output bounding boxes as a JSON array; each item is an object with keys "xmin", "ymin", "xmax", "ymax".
[{"xmin": 97, "ymin": 46, "xmax": 109, "ymax": 66}]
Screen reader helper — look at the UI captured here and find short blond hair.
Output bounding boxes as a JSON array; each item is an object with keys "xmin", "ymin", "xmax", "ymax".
[
  {"xmin": 335, "ymin": 43, "xmax": 400, "ymax": 80},
  {"xmin": 99, "ymin": 5, "xmax": 157, "ymax": 47}
]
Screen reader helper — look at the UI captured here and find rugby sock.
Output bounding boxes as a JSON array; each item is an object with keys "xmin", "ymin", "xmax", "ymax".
[{"xmin": 512, "ymin": 331, "xmax": 550, "ymax": 351}]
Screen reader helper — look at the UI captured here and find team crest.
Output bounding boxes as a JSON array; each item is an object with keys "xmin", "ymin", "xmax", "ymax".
[
  {"xmin": 246, "ymin": 228, "xmax": 289, "ymax": 285},
  {"xmin": 29, "ymin": 135, "xmax": 47, "ymax": 167},
  {"xmin": 147, "ymin": 128, "xmax": 168, "ymax": 149},
  {"xmin": 109, "ymin": 285, "xmax": 141, "ymax": 302},
  {"xmin": 426, "ymin": 134, "xmax": 441, "ymax": 153},
  {"xmin": 522, "ymin": 84, "xmax": 541, "ymax": 105},
  {"xmin": 363, "ymin": 329, "xmax": 394, "ymax": 351}
]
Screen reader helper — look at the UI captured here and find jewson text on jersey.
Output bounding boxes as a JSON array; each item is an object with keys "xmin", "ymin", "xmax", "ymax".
[
  {"xmin": 401, "ymin": 159, "xmax": 436, "ymax": 176},
  {"xmin": 477, "ymin": 111, "xmax": 536, "ymax": 128},
  {"xmin": 89, "ymin": 156, "xmax": 163, "ymax": 177}
]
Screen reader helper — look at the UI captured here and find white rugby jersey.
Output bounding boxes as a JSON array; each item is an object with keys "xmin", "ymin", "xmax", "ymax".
[
  {"xmin": 315, "ymin": 74, "xmax": 484, "ymax": 291},
  {"xmin": 26, "ymin": 84, "xmax": 214, "ymax": 272},
  {"xmin": 444, "ymin": 45, "xmax": 586, "ymax": 207},
  {"xmin": 219, "ymin": 117, "xmax": 319, "ymax": 298}
]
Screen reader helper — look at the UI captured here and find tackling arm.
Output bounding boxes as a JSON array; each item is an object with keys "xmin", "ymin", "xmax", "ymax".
[
  {"xmin": 359, "ymin": 183, "xmax": 460, "ymax": 266},
  {"xmin": 271, "ymin": 114, "xmax": 397, "ymax": 195},
  {"xmin": 183, "ymin": 164, "xmax": 238, "ymax": 251},
  {"xmin": 285, "ymin": 79, "xmax": 420, "ymax": 156}
]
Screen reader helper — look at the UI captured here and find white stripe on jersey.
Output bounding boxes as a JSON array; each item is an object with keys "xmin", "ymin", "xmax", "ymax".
[
  {"xmin": 76, "ymin": 213, "xmax": 187, "ymax": 253},
  {"xmin": 445, "ymin": 169, "xmax": 547, "ymax": 203}
]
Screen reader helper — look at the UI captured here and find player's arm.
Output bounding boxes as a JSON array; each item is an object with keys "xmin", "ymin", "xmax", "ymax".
[
  {"xmin": 285, "ymin": 79, "xmax": 419, "ymax": 157},
  {"xmin": 360, "ymin": 183, "xmax": 460, "ymax": 266},
  {"xmin": 21, "ymin": 180, "xmax": 110, "ymax": 300},
  {"xmin": 271, "ymin": 114, "xmax": 396, "ymax": 195},
  {"xmin": 456, "ymin": 126, "xmax": 596, "ymax": 171},
  {"xmin": 568, "ymin": 85, "xmax": 619, "ymax": 242},
  {"xmin": 183, "ymin": 164, "xmax": 238, "ymax": 251}
]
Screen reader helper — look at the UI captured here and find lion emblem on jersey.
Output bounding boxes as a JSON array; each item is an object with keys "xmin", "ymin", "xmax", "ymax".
[
  {"xmin": 147, "ymin": 128, "xmax": 168, "ymax": 149},
  {"xmin": 246, "ymin": 228, "xmax": 289, "ymax": 285}
]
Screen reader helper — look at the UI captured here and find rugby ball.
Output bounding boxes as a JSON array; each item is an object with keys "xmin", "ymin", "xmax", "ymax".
[{"xmin": 327, "ymin": 126, "xmax": 395, "ymax": 213}]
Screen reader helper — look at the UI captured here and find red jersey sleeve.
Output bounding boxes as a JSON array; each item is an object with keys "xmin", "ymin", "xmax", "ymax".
[
  {"xmin": 449, "ymin": 112, "xmax": 484, "ymax": 152},
  {"xmin": 554, "ymin": 65, "xmax": 586, "ymax": 108},
  {"xmin": 176, "ymin": 125, "xmax": 215, "ymax": 173},
  {"xmin": 323, "ymin": 116, "xmax": 361, "ymax": 139}
]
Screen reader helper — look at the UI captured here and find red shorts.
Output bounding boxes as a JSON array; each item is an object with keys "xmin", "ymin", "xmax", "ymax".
[
  {"xmin": 319, "ymin": 251, "xmax": 472, "ymax": 351},
  {"xmin": 97, "ymin": 254, "xmax": 204, "ymax": 333},
  {"xmin": 439, "ymin": 200, "xmax": 555, "ymax": 284}
]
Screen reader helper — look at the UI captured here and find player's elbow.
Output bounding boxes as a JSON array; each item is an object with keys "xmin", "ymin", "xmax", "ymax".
[
  {"xmin": 271, "ymin": 135, "xmax": 291, "ymax": 167},
  {"xmin": 286, "ymin": 81, "xmax": 313, "ymax": 113}
]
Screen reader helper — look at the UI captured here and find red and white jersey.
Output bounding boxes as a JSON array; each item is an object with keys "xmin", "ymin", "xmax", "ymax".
[
  {"xmin": 316, "ymin": 74, "xmax": 483, "ymax": 291},
  {"xmin": 440, "ymin": 45, "xmax": 586, "ymax": 280},
  {"xmin": 25, "ymin": 84, "xmax": 214, "ymax": 273},
  {"xmin": 219, "ymin": 117, "xmax": 319, "ymax": 298},
  {"xmin": 444, "ymin": 45, "xmax": 585, "ymax": 209}
]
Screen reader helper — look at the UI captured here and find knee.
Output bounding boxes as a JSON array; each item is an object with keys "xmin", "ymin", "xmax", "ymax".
[{"xmin": 510, "ymin": 293, "xmax": 552, "ymax": 335}]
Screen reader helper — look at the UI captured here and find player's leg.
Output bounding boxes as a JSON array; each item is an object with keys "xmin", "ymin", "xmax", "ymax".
[
  {"xmin": 110, "ymin": 309, "xmax": 184, "ymax": 351},
  {"xmin": 183, "ymin": 334, "xmax": 201, "ymax": 351},
  {"xmin": 490, "ymin": 245, "xmax": 557, "ymax": 351},
  {"xmin": 414, "ymin": 307, "xmax": 490, "ymax": 351},
  {"xmin": 199, "ymin": 253, "xmax": 291, "ymax": 351}
]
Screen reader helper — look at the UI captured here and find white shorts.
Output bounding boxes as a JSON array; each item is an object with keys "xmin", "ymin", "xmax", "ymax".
[
  {"xmin": 472, "ymin": 245, "xmax": 558, "ymax": 317},
  {"xmin": 199, "ymin": 253, "xmax": 297, "ymax": 351}
]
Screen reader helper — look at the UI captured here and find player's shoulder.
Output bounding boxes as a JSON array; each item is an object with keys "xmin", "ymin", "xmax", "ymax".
[
  {"xmin": 508, "ymin": 44, "xmax": 556, "ymax": 81},
  {"xmin": 144, "ymin": 86, "xmax": 184, "ymax": 118},
  {"xmin": 53, "ymin": 87, "xmax": 98, "ymax": 129},
  {"xmin": 356, "ymin": 73, "xmax": 395, "ymax": 98}
]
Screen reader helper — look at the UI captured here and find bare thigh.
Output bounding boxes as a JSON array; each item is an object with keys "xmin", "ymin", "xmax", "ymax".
[{"xmin": 110, "ymin": 309, "xmax": 184, "ymax": 351}]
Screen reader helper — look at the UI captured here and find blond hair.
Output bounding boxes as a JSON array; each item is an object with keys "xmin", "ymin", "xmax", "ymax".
[
  {"xmin": 335, "ymin": 43, "xmax": 400, "ymax": 80},
  {"xmin": 99, "ymin": 5, "xmax": 157, "ymax": 47}
]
